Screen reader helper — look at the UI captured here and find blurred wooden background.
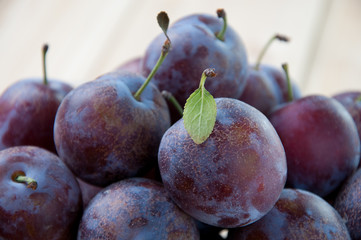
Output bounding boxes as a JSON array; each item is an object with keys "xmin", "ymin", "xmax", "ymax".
[{"xmin": 1, "ymin": 0, "xmax": 360, "ymax": 97}]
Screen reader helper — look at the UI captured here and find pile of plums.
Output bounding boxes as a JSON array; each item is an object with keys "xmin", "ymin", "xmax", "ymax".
[{"xmin": 0, "ymin": 9, "xmax": 360, "ymax": 240}]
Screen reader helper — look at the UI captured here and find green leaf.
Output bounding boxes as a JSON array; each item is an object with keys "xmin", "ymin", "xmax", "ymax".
[
  {"xmin": 157, "ymin": 11, "xmax": 170, "ymax": 41},
  {"xmin": 183, "ymin": 70, "xmax": 217, "ymax": 144}
]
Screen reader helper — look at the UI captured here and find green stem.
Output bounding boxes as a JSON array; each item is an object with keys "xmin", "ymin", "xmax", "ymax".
[
  {"xmin": 162, "ymin": 90, "xmax": 183, "ymax": 117},
  {"xmin": 216, "ymin": 9, "xmax": 227, "ymax": 41},
  {"xmin": 282, "ymin": 63, "xmax": 293, "ymax": 102},
  {"xmin": 133, "ymin": 40, "xmax": 170, "ymax": 101},
  {"xmin": 42, "ymin": 44, "xmax": 49, "ymax": 85},
  {"xmin": 15, "ymin": 175, "xmax": 38, "ymax": 190},
  {"xmin": 254, "ymin": 34, "xmax": 290, "ymax": 71}
]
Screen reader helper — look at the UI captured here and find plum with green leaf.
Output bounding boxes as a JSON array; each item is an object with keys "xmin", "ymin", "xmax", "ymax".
[
  {"xmin": 142, "ymin": 9, "xmax": 248, "ymax": 123},
  {"xmin": 0, "ymin": 44, "xmax": 72, "ymax": 153},
  {"xmin": 158, "ymin": 69, "xmax": 287, "ymax": 228},
  {"xmin": 54, "ymin": 12, "xmax": 171, "ymax": 187}
]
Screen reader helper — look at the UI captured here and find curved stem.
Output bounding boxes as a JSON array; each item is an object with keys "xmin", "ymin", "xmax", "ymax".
[
  {"xmin": 199, "ymin": 68, "xmax": 217, "ymax": 88},
  {"xmin": 15, "ymin": 175, "xmax": 38, "ymax": 190},
  {"xmin": 254, "ymin": 34, "xmax": 290, "ymax": 71},
  {"xmin": 162, "ymin": 90, "xmax": 183, "ymax": 117},
  {"xmin": 216, "ymin": 9, "xmax": 227, "ymax": 41},
  {"xmin": 133, "ymin": 40, "xmax": 170, "ymax": 101},
  {"xmin": 282, "ymin": 63, "xmax": 293, "ymax": 102},
  {"xmin": 42, "ymin": 44, "xmax": 49, "ymax": 85}
]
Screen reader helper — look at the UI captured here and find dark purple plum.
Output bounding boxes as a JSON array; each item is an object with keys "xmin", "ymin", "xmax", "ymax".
[
  {"xmin": 269, "ymin": 95, "xmax": 360, "ymax": 197},
  {"xmin": 142, "ymin": 10, "xmax": 248, "ymax": 123},
  {"xmin": 0, "ymin": 79, "xmax": 72, "ymax": 153},
  {"xmin": 334, "ymin": 168, "xmax": 361, "ymax": 239},
  {"xmin": 228, "ymin": 188, "xmax": 351, "ymax": 240},
  {"xmin": 0, "ymin": 44, "xmax": 72, "ymax": 153},
  {"xmin": 54, "ymin": 71, "xmax": 170, "ymax": 187},
  {"xmin": 78, "ymin": 177, "xmax": 199, "ymax": 239},
  {"xmin": 0, "ymin": 146, "xmax": 82, "ymax": 240},
  {"xmin": 158, "ymin": 98, "xmax": 287, "ymax": 228},
  {"xmin": 333, "ymin": 91, "xmax": 361, "ymax": 167}
]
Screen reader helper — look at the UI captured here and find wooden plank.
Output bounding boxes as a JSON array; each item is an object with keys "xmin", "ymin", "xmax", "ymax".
[
  {"xmin": 0, "ymin": 0, "xmax": 332, "ymax": 96},
  {"xmin": 304, "ymin": 0, "xmax": 361, "ymax": 96}
]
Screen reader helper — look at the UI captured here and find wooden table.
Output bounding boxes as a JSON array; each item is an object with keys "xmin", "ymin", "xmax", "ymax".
[{"xmin": 1, "ymin": 0, "xmax": 360, "ymax": 97}]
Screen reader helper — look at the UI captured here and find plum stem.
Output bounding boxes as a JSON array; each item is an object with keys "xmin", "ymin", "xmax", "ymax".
[
  {"xmin": 200, "ymin": 68, "xmax": 217, "ymax": 89},
  {"xmin": 133, "ymin": 11, "xmax": 170, "ymax": 101},
  {"xmin": 254, "ymin": 34, "xmax": 290, "ymax": 71},
  {"xmin": 216, "ymin": 9, "xmax": 227, "ymax": 41},
  {"xmin": 282, "ymin": 63, "xmax": 293, "ymax": 102},
  {"xmin": 162, "ymin": 90, "xmax": 183, "ymax": 117},
  {"xmin": 42, "ymin": 44, "xmax": 49, "ymax": 85},
  {"xmin": 15, "ymin": 175, "xmax": 38, "ymax": 190},
  {"xmin": 133, "ymin": 40, "xmax": 170, "ymax": 100}
]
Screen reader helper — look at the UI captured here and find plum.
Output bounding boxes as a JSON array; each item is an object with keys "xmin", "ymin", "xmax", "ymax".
[
  {"xmin": 334, "ymin": 168, "xmax": 361, "ymax": 239},
  {"xmin": 78, "ymin": 177, "xmax": 199, "ymax": 239},
  {"xmin": 0, "ymin": 44, "xmax": 72, "ymax": 153},
  {"xmin": 158, "ymin": 98, "xmax": 287, "ymax": 228},
  {"xmin": 0, "ymin": 146, "xmax": 82, "ymax": 240},
  {"xmin": 54, "ymin": 71, "xmax": 170, "ymax": 186},
  {"xmin": 333, "ymin": 91, "xmax": 361, "ymax": 168},
  {"xmin": 228, "ymin": 188, "xmax": 351, "ymax": 239},
  {"xmin": 269, "ymin": 95, "xmax": 360, "ymax": 197},
  {"xmin": 142, "ymin": 10, "xmax": 248, "ymax": 123}
]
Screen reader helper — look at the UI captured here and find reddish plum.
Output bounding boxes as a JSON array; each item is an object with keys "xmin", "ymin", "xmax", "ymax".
[
  {"xmin": 269, "ymin": 95, "xmax": 360, "ymax": 197},
  {"xmin": 158, "ymin": 98, "xmax": 287, "ymax": 228}
]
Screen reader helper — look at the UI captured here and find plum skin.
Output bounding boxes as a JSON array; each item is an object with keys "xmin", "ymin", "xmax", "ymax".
[
  {"xmin": 142, "ymin": 13, "xmax": 248, "ymax": 123},
  {"xmin": 158, "ymin": 98, "xmax": 287, "ymax": 228},
  {"xmin": 54, "ymin": 71, "xmax": 170, "ymax": 187},
  {"xmin": 0, "ymin": 79, "xmax": 72, "ymax": 153},
  {"xmin": 77, "ymin": 177, "xmax": 199, "ymax": 240},
  {"xmin": 228, "ymin": 188, "xmax": 351, "ymax": 240},
  {"xmin": 334, "ymin": 168, "xmax": 361, "ymax": 240},
  {"xmin": 269, "ymin": 95, "xmax": 360, "ymax": 197},
  {"xmin": 333, "ymin": 91, "xmax": 361, "ymax": 168},
  {"xmin": 0, "ymin": 146, "xmax": 82, "ymax": 240}
]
